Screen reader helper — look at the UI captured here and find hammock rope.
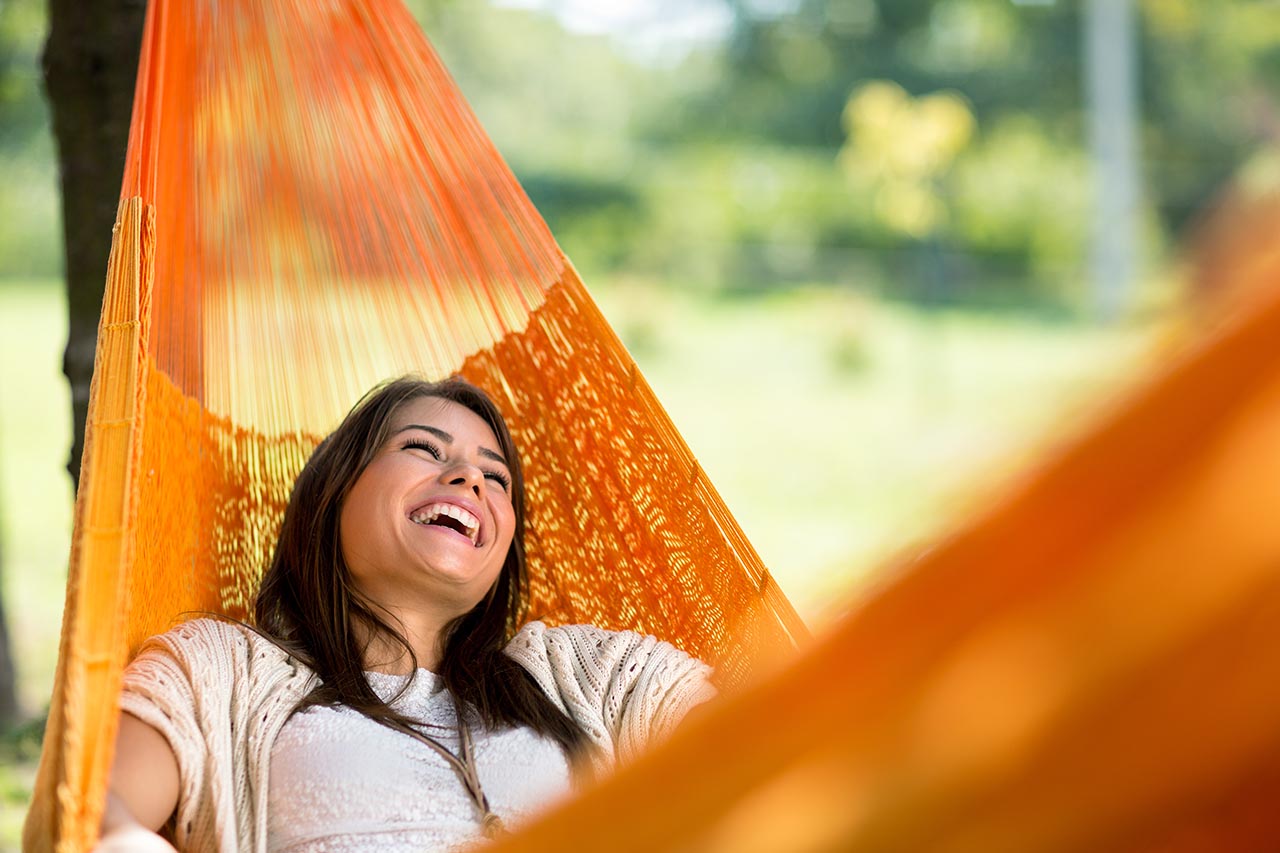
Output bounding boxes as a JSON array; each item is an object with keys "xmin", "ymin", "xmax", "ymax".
[{"xmin": 26, "ymin": 1, "xmax": 804, "ymax": 849}]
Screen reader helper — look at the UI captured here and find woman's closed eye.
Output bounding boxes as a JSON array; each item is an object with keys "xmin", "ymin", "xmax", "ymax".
[
  {"xmin": 402, "ymin": 438, "xmax": 442, "ymax": 459},
  {"xmin": 404, "ymin": 438, "xmax": 511, "ymax": 491}
]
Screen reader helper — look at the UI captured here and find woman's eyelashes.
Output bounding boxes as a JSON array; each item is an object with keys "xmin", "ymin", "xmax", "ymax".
[
  {"xmin": 402, "ymin": 438, "xmax": 511, "ymax": 492},
  {"xmin": 402, "ymin": 438, "xmax": 441, "ymax": 459},
  {"xmin": 484, "ymin": 469, "xmax": 512, "ymax": 491}
]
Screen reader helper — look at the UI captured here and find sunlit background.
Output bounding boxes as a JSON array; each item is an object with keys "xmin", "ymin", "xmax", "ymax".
[{"xmin": 3, "ymin": 0, "xmax": 1278, "ymax": 844}]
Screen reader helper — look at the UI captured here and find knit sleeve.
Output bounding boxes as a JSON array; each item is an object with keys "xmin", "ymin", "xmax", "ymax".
[
  {"xmin": 118, "ymin": 618, "xmax": 246, "ymax": 850},
  {"xmin": 505, "ymin": 622, "xmax": 717, "ymax": 769}
]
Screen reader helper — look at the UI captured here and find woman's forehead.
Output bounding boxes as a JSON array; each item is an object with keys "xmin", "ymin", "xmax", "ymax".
[{"xmin": 389, "ymin": 396, "xmax": 500, "ymax": 446}]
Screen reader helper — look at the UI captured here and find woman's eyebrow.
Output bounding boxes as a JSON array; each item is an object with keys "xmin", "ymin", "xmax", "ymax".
[
  {"xmin": 396, "ymin": 424, "xmax": 452, "ymax": 443},
  {"xmin": 395, "ymin": 424, "xmax": 508, "ymax": 467},
  {"xmin": 478, "ymin": 447, "xmax": 508, "ymax": 466}
]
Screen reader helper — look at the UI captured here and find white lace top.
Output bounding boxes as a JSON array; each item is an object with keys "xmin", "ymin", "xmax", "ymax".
[
  {"xmin": 267, "ymin": 670, "xmax": 572, "ymax": 852},
  {"xmin": 118, "ymin": 619, "xmax": 716, "ymax": 851}
]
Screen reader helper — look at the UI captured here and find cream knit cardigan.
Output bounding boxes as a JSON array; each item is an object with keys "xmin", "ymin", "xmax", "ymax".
[{"xmin": 119, "ymin": 618, "xmax": 716, "ymax": 852}]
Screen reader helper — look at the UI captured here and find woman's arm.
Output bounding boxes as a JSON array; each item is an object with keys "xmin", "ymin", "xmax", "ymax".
[{"xmin": 95, "ymin": 712, "xmax": 180, "ymax": 850}]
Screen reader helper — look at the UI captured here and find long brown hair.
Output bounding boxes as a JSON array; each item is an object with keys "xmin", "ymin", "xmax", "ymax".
[{"xmin": 254, "ymin": 376, "xmax": 586, "ymax": 757}]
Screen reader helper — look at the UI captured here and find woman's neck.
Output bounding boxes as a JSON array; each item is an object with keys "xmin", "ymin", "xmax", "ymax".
[{"xmin": 355, "ymin": 605, "xmax": 454, "ymax": 674}]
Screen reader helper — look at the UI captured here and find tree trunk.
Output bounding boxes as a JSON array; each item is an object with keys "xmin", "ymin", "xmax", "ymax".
[{"xmin": 42, "ymin": 0, "xmax": 146, "ymax": 488}]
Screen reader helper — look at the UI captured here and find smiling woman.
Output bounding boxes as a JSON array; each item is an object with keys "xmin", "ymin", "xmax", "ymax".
[
  {"xmin": 94, "ymin": 376, "xmax": 717, "ymax": 853},
  {"xmin": 334, "ymin": 392, "xmax": 520, "ymax": 672}
]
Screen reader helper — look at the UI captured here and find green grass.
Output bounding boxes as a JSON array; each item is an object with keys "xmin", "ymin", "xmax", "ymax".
[
  {"xmin": 0, "ymin": 715, "xmax": 44, "ymax": 846},
  {"xmin": 0, "ymin": 277, "xmax": 1166, "ymax": 848},
  {"xmin": 0, "ymin": 280, "xmax": 71, "ymax": 714},
  {"xmin": 0, "ymin": 278, "xmax": 70, "ymax": 851},
  {"xmin": 593, "ymin": 282, "xmax": 1164, "ymax": 621}
]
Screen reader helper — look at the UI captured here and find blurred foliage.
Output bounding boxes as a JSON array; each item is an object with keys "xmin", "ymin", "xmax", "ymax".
[
  {"xmin": 839, "ymin": 81, "xmax": 974, "ymax": 238},
  {"xmin": 0, "ymin": 0, "xmax": 46, "ymax": 147},
  {"xmin": 0, "ymin": 712, "xmax": 44, "ymax": 769},
  {"xmin": 1, "ymin": 0, "xmax": 1278, "ymax": 306},
  {"xmin": 0, "ymin": 0, "xmax": 61, "ymax": 278},
  {"xmin": 690, "ymin": 0, "xmax": 1280, "ymax": 306}
]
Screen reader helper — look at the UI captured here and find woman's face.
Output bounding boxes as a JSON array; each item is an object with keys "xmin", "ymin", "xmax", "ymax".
[{"xmin": 339, "ymin": 395, "xmax": 517, "ymax": 619}]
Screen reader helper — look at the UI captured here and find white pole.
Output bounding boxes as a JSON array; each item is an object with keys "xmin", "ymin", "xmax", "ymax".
[{"xmin": 1084, "ymin": 0, "xmax": 1142, "ymax": 322}]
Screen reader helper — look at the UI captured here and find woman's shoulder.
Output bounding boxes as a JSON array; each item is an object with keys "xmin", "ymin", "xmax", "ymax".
[
  {"xmin": 505, "ymin": 620, "xmax": 716, "ymax": 767},
  {"xmin": 125, "ymin": 617, "xmax": 314, "ymax": 718},
  {"xmin": 509, "ymin": 620, "xmax": 613, "ymax": 643},
  {"xmin": 507, "ymin": 620, "xmax": 648, "ymax": 655},
  {"xmin": 505, "ymin": 620, "xmax": 709, "ymax": 678},
  {"xmin": 135, "ymin": 616, "xmax": 294, "ymax": 670},
  {"xmin": 141, "ymin": 615, "xmax": 254, "ymax": 647}
]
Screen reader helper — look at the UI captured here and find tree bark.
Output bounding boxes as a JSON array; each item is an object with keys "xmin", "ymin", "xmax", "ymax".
[{"xmin": 42, "ymin": 0, "xmax": 146, "ymax": 488}]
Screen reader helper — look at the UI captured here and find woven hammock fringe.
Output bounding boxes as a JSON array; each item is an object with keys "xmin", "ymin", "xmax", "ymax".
[
  {"xmin": 27, "ymin": 197, "xmax": 154, "ymax": 853},
  {"xmin": 27, "ymin": 2, "xmax": 808, "ymax": 849}
]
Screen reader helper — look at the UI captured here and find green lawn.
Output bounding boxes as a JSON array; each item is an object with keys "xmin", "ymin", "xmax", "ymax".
[
  {"xmin": 0, "ymin": 279, "xmax": 71, "ymax": 851},
  {"xmin": 594, "ymin": 283, "xmax": 1164, "ymax": 620},
  {"xmin": 0, "ymin": 281, "xmax": 71, "ymax": 713},
  {"xmin": 0, "ymin": 277, "xmax": 1165, "ymax": 848}
]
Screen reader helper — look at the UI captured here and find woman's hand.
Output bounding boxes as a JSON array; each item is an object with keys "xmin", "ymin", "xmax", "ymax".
[
  {"xmin": 94, "ymin": 790, "xmax": 178, "ymax": 852},
  {"xmin": 94, "ymin": 824, "xmax": 179, "ymax": 853}
]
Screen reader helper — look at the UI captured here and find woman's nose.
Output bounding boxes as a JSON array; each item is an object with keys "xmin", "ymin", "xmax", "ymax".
[{"xmin": 443, "ymin": 462, "xmax": 484, "ymax": 495}]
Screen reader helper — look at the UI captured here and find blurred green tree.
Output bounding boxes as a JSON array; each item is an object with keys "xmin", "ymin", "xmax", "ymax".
[
  {"xmin": 0, "ymin": 0, "xmax": 61, "ymax": 277},
  {"xmin": 666, "ymin": 0, "xmax": 1280, "ymax": 308},
  {"xmin": 839, "ymin": 80, "xmax": 975, "ymax": 239},
  {"xmin": 0, "ymin": 0, "xmax": 49, "ymax": 147}
]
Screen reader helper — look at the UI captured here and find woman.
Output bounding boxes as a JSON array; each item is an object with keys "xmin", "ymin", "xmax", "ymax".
[{"xmin": 97, "ymin": 376, "xmax": 715, "ymax": 852}]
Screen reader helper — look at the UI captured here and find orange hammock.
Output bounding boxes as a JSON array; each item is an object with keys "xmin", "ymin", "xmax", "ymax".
[
  {"xmin": 25, "ymin": 1, "xmax": 804, "ymax": 848},
  {"xmin": 26, "ymin": 0, "xmax": 1280, "ymax": 850}
]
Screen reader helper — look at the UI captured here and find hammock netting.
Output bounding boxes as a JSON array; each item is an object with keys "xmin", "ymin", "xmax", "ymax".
[{"xmin": 25, "ymin": 0, "xmax": 1280, "ymax": 850}]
